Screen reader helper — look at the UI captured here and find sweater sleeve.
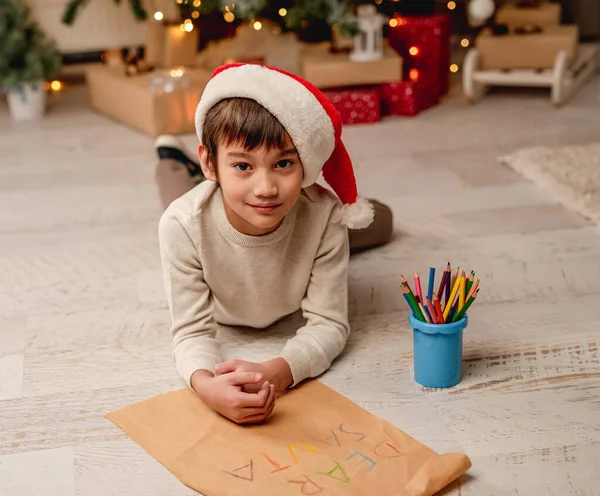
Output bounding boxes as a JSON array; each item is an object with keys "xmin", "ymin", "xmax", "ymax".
[
  {"xmin": 158, "ymin": 211, "xmax": 221, "ymax": 389},
  {"xmin": 281, "ymin": 202, "xmax": 351, "ymax": 386}
]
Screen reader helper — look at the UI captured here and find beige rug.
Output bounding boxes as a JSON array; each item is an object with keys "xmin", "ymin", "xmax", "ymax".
[{"xmin": 500, "ymin": 142, "xmax": 600, "ymax": 225}]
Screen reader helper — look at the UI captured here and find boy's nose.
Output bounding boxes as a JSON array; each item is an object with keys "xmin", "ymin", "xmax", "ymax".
[{"xmin": 254, "ymin": 174, "xmax": 278, "ymax": 197}]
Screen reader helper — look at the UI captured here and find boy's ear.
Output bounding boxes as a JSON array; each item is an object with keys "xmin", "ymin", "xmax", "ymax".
[{"xmin": 198, "ymin": 144, "xmax": 217, "ymax": 182}]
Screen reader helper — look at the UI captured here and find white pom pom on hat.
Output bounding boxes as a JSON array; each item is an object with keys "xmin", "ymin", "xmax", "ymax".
[{"xmin": 194, "ymin": 63, "xmax": 375, "ymax": 230}]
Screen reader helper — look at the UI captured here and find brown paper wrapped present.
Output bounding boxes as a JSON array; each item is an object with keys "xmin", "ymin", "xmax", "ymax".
[
  {"xmin": 86, "ymin": 65, "xmax": 212, "ymax": 136},
  {"xmin": 496, "ymin": 2, "xmax": 562, "ymax": 30},
  {"xmin": 476, "ymin": 25, "xmax": 579, "ymax": 70},
  {"xmin": 106, "ymin": 380, "xmax": 471, "ymax": 496},
  {"xmin": 145, "ymin": 21, "xmax": 200, "ymax": 69},
  {"xmin": 300, "ymin": 44, "xmax": 402, "ymax": 89}
]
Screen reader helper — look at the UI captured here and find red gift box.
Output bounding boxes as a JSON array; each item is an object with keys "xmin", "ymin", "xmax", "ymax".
[
  {"xmin": 323, "ymin": 87, "xmax": 381, "ymax": 125},
  {"xmin": 387, "ymin": 14, "xmax": 451, "ymax": 96},
  {"xmin": 379, "ymin": 76, "xmax": 439, "ymax": 117}
]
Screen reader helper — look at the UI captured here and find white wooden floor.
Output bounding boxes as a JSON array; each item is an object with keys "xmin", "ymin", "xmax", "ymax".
[{"xmin": 1, "ymin": 78, "xmax": 600, "ymax": 496}]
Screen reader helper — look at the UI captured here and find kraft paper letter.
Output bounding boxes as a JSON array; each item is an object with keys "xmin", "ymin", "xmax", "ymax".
[{"xmin": 106, "ymin": 381, "xmax": 471, "ymax": 495}]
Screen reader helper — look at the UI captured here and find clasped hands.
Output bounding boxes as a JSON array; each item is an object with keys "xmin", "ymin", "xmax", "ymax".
[{"xmin": 190, "ymin": 358, "xmax": 293, "ymax": 425}]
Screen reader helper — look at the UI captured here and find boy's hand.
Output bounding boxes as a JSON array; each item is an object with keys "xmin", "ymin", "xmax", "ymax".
[
  {"xmin": 215, "ymin": 358, "xmax": 293, "ymax": 393},
  {"xmin": 191, "ymin": 371, "xmax": 276, "ymax": 424}
]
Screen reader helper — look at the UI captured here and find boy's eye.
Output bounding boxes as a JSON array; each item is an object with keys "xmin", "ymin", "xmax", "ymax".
[
  {"xmin": 276, "ymin": 160, "xmax": 293, "ymax": 169},
  {"xmin": 234, "ymin": 163, "xmax": 251, "ymax": 172}
]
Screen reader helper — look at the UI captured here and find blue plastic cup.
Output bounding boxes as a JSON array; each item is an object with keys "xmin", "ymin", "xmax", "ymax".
[{"xmin": 408, "ymin": 313, "xmax": 468, "ymax": 388}]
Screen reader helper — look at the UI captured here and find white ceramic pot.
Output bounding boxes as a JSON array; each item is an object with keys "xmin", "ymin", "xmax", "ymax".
[{"xmin": 6, "ymin": 81, "xmax": 47, "ymax": 121}]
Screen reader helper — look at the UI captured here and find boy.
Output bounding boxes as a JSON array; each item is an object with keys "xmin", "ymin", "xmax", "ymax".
[{"xmin": 158, "ymin": 63, "xmax": 383, "ymax": 425}]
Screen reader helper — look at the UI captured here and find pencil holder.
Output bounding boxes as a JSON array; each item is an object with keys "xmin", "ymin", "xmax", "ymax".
[{"xmin": 408, "ymin": 313, "xmax": 468, "ymax": 388}]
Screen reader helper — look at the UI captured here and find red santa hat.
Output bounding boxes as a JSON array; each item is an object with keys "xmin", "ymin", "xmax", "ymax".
[{"xmin": 194, "ymin": 63, "xmax": 374, "ymax": 229}]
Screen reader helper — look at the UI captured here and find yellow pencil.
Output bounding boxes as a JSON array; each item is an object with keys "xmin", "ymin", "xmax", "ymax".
[
  {"xmin": 443, "ymin": 273, "xmax": 462, "ymax": 321},
  {"xmin": 458, "ymin": 272, "xmax": 466, "ymax": 311}
]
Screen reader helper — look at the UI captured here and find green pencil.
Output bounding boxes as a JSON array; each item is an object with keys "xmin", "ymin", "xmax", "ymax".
[
  {"xmin": 452, "ymin": 289, "xmax": 478, "ymax": 322},
  {"xmin": 405, "ymin": 287, "xmax": 426, "ymax": 322},
  {"xmin": 465, "ymin": 271, "xmax": 475, "ymax": 296}
]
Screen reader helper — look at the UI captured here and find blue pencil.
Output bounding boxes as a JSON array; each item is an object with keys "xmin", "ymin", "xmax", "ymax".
[
  {"xmin": 428, "ymin": 267, "xmax": 435, "ymax": 301},
  {"xmin": 402, "ymin": 292, "xmax": 411, "ymax": 308}
]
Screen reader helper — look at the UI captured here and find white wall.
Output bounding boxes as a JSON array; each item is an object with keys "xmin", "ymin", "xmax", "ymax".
[{"xmin": 24, "ymin": 0, "xmax": 149, "ymax": 53}]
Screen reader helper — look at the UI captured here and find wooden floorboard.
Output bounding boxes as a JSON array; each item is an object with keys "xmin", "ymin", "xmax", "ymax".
[{"xmin": 2, "ymin": 79, "xmax": 600, "ymax": 495}]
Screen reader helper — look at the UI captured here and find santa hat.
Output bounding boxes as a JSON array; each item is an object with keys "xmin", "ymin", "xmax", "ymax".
[{"xmin": 194, "ymin": 63, "xmax": 374, "ymax": 230}]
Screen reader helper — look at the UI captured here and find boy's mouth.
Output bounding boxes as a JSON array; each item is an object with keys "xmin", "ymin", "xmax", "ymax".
[{"xmin": 248, "ymin": 202, "xmax": 282, "ymax": 213}]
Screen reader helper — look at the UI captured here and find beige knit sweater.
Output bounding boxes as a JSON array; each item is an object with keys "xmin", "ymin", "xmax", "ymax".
[{"xmin": 158, "ymin": 180, "xmax": 350, "ymax": 389}]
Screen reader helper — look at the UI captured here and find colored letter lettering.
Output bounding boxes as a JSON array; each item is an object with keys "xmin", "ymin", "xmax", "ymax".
[
  {"xmin": 222, "ymin": 460, "xmax": 254, "ymax": 481},
  {"xmin": 346, "ymin": 450, "xmax": 376, "ymax": 472},
  {"xmin": 287, "ymin": 474, "xmax": 324, "ymax": 495},
  {"xmin": 317, "ymin": 461, "xmax": 350, "ymax": 483},
  {"xmin": 260, "ymin": 453, "xmax": 291, "ymax": 473},
  {"xmin": 339, "ymin": 423, "xmax": 366, "ymax": 441},
  {"xmin": 287, "ymin": 442, "xmax": 320, "ymax": 464},
  {"xmin": 373, "ymin": 441, "xmax": 404, "ymax": 458},
  {"xmin": 310, "ymin": 429, "xmax": 341, "ymax": 447}
]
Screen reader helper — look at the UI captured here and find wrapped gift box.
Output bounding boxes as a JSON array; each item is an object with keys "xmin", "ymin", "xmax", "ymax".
[
  {"xmin": 379, "ymin": 75, "xmax": 439, "ymax": 117},
  {"xmin": 300, "ymin": 44, "xmax": 402, "ymax": 89},
  {"xmin": 323, "ymin": 87, "xmax": 381, "ymax": 125},
  {"xmin": 476, "ymin": 25, "xmax": 579, "ymax": 70},
  {"xmin": 146, "ymin": 22, "xmax": 200, "ymax": 68},
  {"xmin": 496, "ymin": 2, "xmax": 562, "ymax": 30},
  {"xmin": 86, "ymin": 65, "xmax": 212, "ymax": 136},
  {"xmin": 387, "ymin": 14, "xmax": 451, "ymax": 96}
]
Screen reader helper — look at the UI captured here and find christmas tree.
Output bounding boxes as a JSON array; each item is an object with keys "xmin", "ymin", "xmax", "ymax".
[
  {"xmin": 0, "ymin": 0, "xmax": 62, "ymax": 89},
  {"xmin": 61, "ymin": 0, "xmax": 453, "ymax": 47}
]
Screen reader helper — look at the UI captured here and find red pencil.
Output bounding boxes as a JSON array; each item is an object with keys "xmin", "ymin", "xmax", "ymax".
[
  {"xmin": 401, "ymin": 275, "xmax": 416, "ymax": 300},
  {"xmin": 437, "ymin": 262, "xmax": 450, "ymax": 300},
  {"xmin": 433, "ymin": 294, "xmax": 445, "ymax": 323},
  {"xmin": 425, "ymin": 297, "xmax": 438, "ymax": 324},
  {"xmin": 414, "ymin": 271, "xmax": 423, "ymax": 304}
]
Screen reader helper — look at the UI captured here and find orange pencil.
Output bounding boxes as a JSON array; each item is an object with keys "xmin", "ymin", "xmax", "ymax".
[
  {"xmin": 433, "ymin": 294, "xmax": 445, "ymax": 323},
  {"xmin": 466, "ymin": 277, "xmax": 480, "ymax": 301}
]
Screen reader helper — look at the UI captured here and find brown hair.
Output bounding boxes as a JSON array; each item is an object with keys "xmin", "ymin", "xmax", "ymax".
[{"xmin": 201, "ymin": 98, "xmax": 289, "ymax": 173}]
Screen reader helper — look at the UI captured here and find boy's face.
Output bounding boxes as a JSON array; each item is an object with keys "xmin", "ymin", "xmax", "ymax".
[{"xmin": 199, "ymin": 134, "xmax": 304, "ymax": 236}]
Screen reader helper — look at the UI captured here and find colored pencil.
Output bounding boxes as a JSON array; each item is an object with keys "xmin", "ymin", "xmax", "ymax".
[
  {"xmin": 401, "ymin": 275, "xmax": 416, "ymax": 301},
  {"xmin": 437, "ymin": 262, "xmax": 450, "ymax": 300},
  {"xmin": 414, "ymin": 271, "xmax": 423, "ymax": 305},
  {"xmin": 450, "ymin": 267, "xmax": 459, "ymax": 292},
  {"xmin": 402, "ymin": 285, "xmax": 419, "ymax": 317},
  {"xmin": 458, "ymin": 271, "xmax": 466, "ymax": 310},
  {"xmin": 425, "ymin": 297, "xmax": 438, "ymax": 324},
  {"xmin": 428, "ymin": 267, "xmax": 435, "ymax": 301},
  {"xmin": 419, "ymin": 302, "xmax": 431, "ymax": 323},
  {"xmin": 404, "ymin": 286, "xmax": 426, "ymax": 322},
  {"xmin": 466, "ymin": 277, "xmax": 480, "ymax": 301},
  {"xmin": 402, "ymin": 263, "xmax": 481, "ymax": 325},
  {"xmin": 444, "ymin": 268, "xmax": 451, "ymax": 308},
  {"xmin": 402, "ymin": 291, "xmax": 411, "ymax": 308},
  {"xmin": 443, "ymin": 273, "xmax": 462, "ymax": 321},
  {"xmin": 452, "ymin": 289, "xmax": 479, "ymax": 322},
  {"xmin": 465, "ymin": 271, "xmax": 474, "ymax": 295},
  {"xmin": 448, "ymin": 302, "xmax": 458, "ymax": 322},
  {"xmin": 433, "ymin": 294, "xmax": 444, "ymax": 323}
]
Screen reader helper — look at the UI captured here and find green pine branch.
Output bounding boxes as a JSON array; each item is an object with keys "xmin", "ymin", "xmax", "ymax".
[
  {"xmin": 0, "ymin": 0, "xmax": 62, "ymax": 89},
  {"xmin": 61, "ymin": 0, "xmax": 147, "ymax": 25}
]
